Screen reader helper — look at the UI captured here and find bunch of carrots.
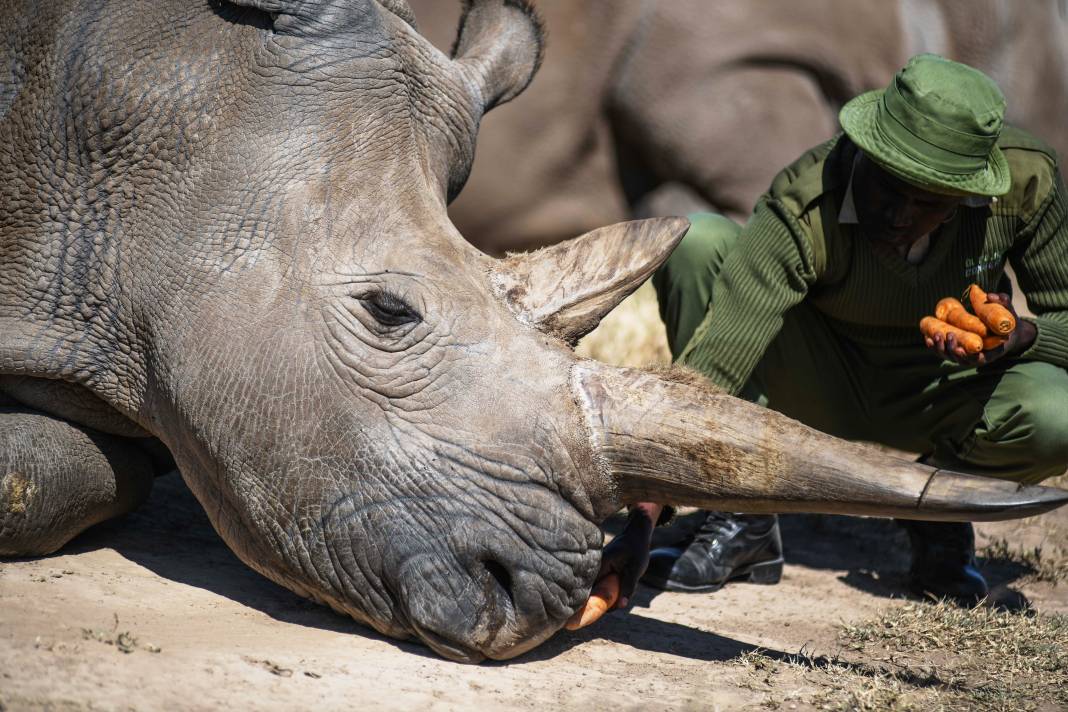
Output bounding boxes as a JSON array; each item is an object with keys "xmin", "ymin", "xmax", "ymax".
[{"xmin": 920, "ymin": 284, "xmax": 1016, "ymax": 354}]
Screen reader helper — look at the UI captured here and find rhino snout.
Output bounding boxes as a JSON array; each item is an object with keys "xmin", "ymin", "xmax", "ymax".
[{"xmin": 387, "ymin": 515, "xmax": 600, "ymax": 663}]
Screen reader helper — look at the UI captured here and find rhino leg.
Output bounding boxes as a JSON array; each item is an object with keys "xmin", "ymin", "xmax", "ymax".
[{"xmin": 0, "ymin": 408, "xmax": 154, "ymax": 556}]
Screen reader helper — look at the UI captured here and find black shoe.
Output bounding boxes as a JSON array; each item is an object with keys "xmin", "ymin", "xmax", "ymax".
[
  {"xmin": 641, "ymin": 511, "xmax": 784, "ymax": 592},
  {"xmin": 897, "ymin": 519, "xmax": 988, "ymax": 605}
]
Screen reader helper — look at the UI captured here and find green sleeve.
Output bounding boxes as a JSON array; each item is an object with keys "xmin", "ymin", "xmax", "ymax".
[
  {"xmin": 1012, "ymin": 167, "xmax": 1068, "ymax": 369},
  {"xmin": 678, "ymin": 198, "xmax": 819, "ymax": 394}
]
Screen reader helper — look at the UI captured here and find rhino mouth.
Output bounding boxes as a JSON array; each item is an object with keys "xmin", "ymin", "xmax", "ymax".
[
  {"xmin": 401, "ymin": 564, "xmax": 569, "ymax": 663},
  {"xmin": 380, "ymin": 511, "xmax": 598, "ymax": 662},
  {"xmin": 410, "ymin": 619, "xmax": 486, "ymax": 663}
]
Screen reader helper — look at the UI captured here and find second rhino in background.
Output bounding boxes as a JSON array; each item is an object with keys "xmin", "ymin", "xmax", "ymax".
[{"xmin": 410, "ymin": 0, "xmax": 1068, "ymax": 254}]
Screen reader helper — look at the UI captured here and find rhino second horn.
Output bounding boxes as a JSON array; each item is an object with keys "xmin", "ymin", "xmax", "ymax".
[
  {"xmin": 492, "ymin": 217, "xmax": 690, "ymax": 344},
  {"xmin": 573, "ymin": 363, "xmax": 1068, "ymax": 522}
]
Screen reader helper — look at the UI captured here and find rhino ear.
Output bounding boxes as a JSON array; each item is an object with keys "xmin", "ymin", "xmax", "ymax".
[
  {"xmin": 491, "ymin": 217, "xmax": 691, "ymax": 345},
  {"xmin": 451, "ymin": 0, "xmax": 545, "ymax": 112},
  {"xmin": 228, "ymin": 0, "xmax": 416, "ymax": 35}
]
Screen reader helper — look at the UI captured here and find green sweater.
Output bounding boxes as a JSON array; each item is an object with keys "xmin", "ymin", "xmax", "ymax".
[{"xmin": 679, "ymin": 127, "xmax": 1068, "ymax": 394}]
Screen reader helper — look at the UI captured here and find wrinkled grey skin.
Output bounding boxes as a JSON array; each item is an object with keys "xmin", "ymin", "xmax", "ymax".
[
  {"xmin": 0, "ymin": 0, "xmax": 611, "ymax": 662},
  {"xmin": 2, "ymin": 0, "xmax": 1066, "ymax": 664}
]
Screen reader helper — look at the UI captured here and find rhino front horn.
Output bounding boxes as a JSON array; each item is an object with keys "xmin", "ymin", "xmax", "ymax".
[{"xmin": 574, "ymin": 364, "xmax": 1068, "ymax": 522}]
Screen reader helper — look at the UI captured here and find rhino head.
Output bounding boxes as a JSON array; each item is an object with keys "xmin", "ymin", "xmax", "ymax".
[{"xmin": 1, "ymin": 0, "xmax": 1065, "ymax": 663}]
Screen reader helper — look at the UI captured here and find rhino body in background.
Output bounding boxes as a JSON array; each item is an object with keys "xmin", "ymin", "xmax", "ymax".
[
  {"xmin": 2, "ymin": 0, "xmax": 1066, "ymax": 663},
  {"xmin": 410, "ymin": 0, "xmax": 1068, "ymax": 253}
]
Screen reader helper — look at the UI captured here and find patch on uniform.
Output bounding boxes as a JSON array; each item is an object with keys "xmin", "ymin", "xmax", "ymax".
[{"xmin": 963, "ymin": 252, "xmax": 1004, "ymax": 280}]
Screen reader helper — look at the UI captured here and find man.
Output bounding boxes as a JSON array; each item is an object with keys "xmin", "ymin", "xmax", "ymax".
[{"xmin": 598, "ymin": 54, "xmax": 1068, "ymax": 611}]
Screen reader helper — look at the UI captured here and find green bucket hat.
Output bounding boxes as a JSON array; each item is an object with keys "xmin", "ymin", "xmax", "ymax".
[{"xmin": 839, "ymin": 53, "xmax": 1010, "ymax": 196}]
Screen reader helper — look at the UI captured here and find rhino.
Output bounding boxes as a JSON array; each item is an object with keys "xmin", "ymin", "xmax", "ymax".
[
  {"xmin": 408, "ymin": 0, "xmax": 1068, "ymax": 253},
  {"xmin": 2, "ymin": 0, "xmax": 1066, "ymax": 663}
]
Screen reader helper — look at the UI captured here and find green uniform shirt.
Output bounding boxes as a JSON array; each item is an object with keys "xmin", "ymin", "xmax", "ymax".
[{"xmin": 679, "ymin": 127, "xmax": 1068, "ymax": 395}]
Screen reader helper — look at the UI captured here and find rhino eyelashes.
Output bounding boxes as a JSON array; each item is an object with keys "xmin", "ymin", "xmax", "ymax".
[{"xmin": 359, "ymin": 290, "xmax": 422, "ymax": 328}]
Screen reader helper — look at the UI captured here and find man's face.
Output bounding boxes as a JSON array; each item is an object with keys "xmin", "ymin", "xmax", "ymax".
[{"xmin": 853, "ymin": 153, "xmax": 964, "ymax": 247}]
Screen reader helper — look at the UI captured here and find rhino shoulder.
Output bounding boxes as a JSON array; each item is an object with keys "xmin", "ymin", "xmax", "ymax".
[{"xmin": 997, "ymin": 126, "xmax": 1062, "ymax": 223}]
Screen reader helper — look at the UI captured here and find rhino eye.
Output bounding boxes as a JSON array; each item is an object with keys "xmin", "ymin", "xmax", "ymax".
[{"xmin": 360, "ymin": 291, "xmax": 421, "ymax": 327}]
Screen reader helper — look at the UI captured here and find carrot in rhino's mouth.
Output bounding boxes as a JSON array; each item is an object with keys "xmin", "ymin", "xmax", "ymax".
[{"xmin": 564, "ymin": 572, "xmax": 619, "ymax": 630}]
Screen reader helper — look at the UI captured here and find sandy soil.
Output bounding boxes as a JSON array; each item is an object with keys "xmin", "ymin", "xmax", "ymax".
[{"xmin": 2, "ymin": 471, "xmax": 1065, "ymax": 712}]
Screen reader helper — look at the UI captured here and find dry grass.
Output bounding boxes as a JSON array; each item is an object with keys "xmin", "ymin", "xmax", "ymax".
[
  {"xmin": 575, "ymin": 280, "xmax": 671, "ymax": 367},
  {"xmin": 844, "ymin": 601, "xmax": 1068, "ymax": 710},
  {"xmin": 734, "ymin": 600, "xmax": 1068, "ymax": 711},
  {"xmin": 734, "ymin": 646, "xmax": 939, "ymax": 712}
]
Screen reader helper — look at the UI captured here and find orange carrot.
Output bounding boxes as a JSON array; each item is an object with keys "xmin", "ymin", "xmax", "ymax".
[
  {"xmin": 933, "ymin": 297, "xmax": 958, "ymax": 322},
  {"xmin": 968, "ymin": 284, "xmax": 1016, "ymax": 336},
  {"xmin": 564, "ymin": 573, "xmax": 620, "ymax": 630},
  {"xmin": 920, "ymin": 316, "xmax": 983, "ymax": 354},
  {"xmin": 982, "ymin": 335, "xmax": 1006, "ymax": 351},
  {"xmin": 934, "ymin": 297, "xmax": 987, "ymax": 337}
]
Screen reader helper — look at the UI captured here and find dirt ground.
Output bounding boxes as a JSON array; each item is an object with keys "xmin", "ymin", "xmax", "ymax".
[
  {"xmin": 2, "ymin": 469, "xmax": 1067, "ymax": 711},
  {"xmin": 3, "ymin": 288, "xmax": 1067, "ymax": 711}
]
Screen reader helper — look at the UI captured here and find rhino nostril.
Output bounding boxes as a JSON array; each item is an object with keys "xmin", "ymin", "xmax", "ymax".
[{"xmin": 482, "ymin": 559, "xmax": 515, "ymax": 608}]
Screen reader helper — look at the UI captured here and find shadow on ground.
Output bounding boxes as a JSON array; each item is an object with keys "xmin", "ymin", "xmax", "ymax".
[
  {"xmin": 48, "ymin": 473, "xmax": 1035, "ymax": 666},
  {"xmin": 609, "ymin": 507, "xmax": 1034, "ymax": 609},
  {"xmin": 604, "ymin": 508, "xmax": 911, "ymax": 599},
  {"xmin": 58, "ymin": 474, "xmax": 776, "ymax": 664},
  {"xmin": 60, "ymin": 472, "xmax": 437, "ymax": 658}
]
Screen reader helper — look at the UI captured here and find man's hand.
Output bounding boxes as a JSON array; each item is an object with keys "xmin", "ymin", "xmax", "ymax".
[
  {"xmin": 925, "ymin": 292, "xmax": 1036, "ymax": 366},
  {"xmin": 566, "ymin": 503, "xmax": 662, "ymax": 629},
  {"xmin": 595, "ymin": 503, "xmax": 661, "ymax": 610}
]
